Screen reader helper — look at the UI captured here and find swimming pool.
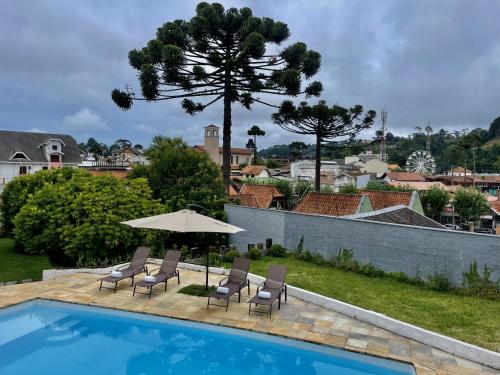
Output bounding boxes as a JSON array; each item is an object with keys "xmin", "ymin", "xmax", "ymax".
[{"xmin": 0, "ymin": 300, "xmax": 415, "ymax": 375}]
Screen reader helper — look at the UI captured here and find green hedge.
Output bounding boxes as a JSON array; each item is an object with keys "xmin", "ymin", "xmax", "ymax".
[{"xmin": 13, "ymin": 172, "xmax": 165, "ymax": 266}]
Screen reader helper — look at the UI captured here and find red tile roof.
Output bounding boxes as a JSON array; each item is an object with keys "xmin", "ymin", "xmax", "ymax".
[
  {"xmin": 228, "ymin": 185, "xmax": 239, "ymax": 197},
  {"xmin": 238, "ymin": 184, "xmax": 283, "ymax": 208},
  {"xmin": 241, "ymin": 165, "xmax": 266, "ymax": 175},
  {"xmin": 294, "ymin": 192, "xmax": 365, "ymax": 217},
  {"xmin": 490, "ymin": 200, "xmax": 500, "ymax": 214},
  {"xmin": 384, "ymin": 172, "xmax": 426, "ymax": 181},
  {"xmin": 363, "ymin": 190, "xmax": 413, "ymax": 210},
  {"xmin": 238, "ymin": 194, "xmax": 259, "ymax": 208},
  {"xmin": 88, "ymin": 170, "xmax": 129, "ymax": 179}
]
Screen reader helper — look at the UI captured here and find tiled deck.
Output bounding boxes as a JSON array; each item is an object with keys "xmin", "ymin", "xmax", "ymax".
[{"xmin": 0, "ymin": 268, "xmax": 497, "ymax": 375}]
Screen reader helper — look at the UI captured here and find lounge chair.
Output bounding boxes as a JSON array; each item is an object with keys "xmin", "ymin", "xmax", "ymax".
[
  {"xmin": 248, "ymin": 264, "xmax": 288, "ymax": 317},
  {"xmin": 98, "ymin": 247, "xmax": 150, "ymax": 293},
  {"xmin": 132, "ymin": 250, "xmax": 182, "ymax": 298},
  {"xmin": 207, "ymin": 257, "xmax": 250, "ymax": 311}
]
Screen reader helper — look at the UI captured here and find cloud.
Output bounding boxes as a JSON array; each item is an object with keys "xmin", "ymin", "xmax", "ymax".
[
  {"xmin": 28, "ymin": 127, "xmax": 46, "ymax": 133},
  {"xmin": 62, "ymin": 108, "xmax": 109, "ymax": 132},
  {"xmin": 131, "ymin": 124, "xmax": 159, "ymax": 135},
  {"xmin": 1, "ymin": 0, "xmax": 499, "ymax": 148}
]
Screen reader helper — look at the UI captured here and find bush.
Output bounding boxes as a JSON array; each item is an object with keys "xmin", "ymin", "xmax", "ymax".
[
  {"xmin": 247, "ymin": 247, "xmax": 262, "ymax": 260},
  {"xmin": 267, "ymin": 244, "xmax": 287, "ymax": 257},
  {"xmin": 223, "ymin": 250, "xmax": 240, "ymax": 263},
  {"xmin": 209, "ymin": 253, "xmax": 222, "ymax": 267},
  {"xmin": 462, "ymin": 260, "xmax": 499, "ymax": 299},
  {"xmin": 0, "ymin": 168, "xmax": 87, "ymax": 232},
  {"xmin": 428, "ymin": 267, "xmax": 451, "ymax": 292},
  {"xmin": 13, "ymin": 173, "xmax": 164, "ymax": 266}
]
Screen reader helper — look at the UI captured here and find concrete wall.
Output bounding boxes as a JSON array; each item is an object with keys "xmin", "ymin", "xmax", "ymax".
[{"xmin": 225, "ymin": 204, "xmax": 500, "ymax": 286}]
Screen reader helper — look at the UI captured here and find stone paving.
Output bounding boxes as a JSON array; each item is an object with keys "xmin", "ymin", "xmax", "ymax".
[{"xmin": 0, "ymin": 267, "xmax": 498, "ymax": 375}]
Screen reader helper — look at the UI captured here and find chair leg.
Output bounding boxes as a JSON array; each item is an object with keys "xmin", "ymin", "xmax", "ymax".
[
  {"xmin": 164, "ymin": 280, "xmax": 167, "ymax": 292},
  {"xmin": 226, "ymin": 299, "xmax": 229, "ymax": 312},
  {"xmin": 114, "ymin": 282, "xmax": 118, "ymax": 293},
  {"xmin": 99, "ymin": 281, "xmax": 103, "ymax": 291},
  {"xmin": 133, "ymin": 285, "xmax": 136, "ymax": 296},
  {"xmin": 148, "ymin": 286, "xmax": 153, "ymax": 299},
  {"xmin": 177, "ymin": 271, "xmax": 180, "ymax": 284},
  {"xmin": 130, "ymin": 275, "xmax": 134, "ymax": 286},
  {"xmin": 248, "ymin": 303, "xmax": 251, "ymax": 315},
  {"xmin": 278, "ymin": 293, "xmax": 281, "ymax": 309},
  {"xmin": 269, "ymin": 304, "xmax": 272, "ymax": 318},
  {"xmin": 238, "ymin": 288, "xmax": 241, "ymax": 303},
  {"xmin": 285, "ymin": 284, "xmax": 287, "ymax": 302},
  {"xmin": 247, "ymin": 281, "xmax": 250, "ymax": 295},
  {"xmin": 207, "ymin": 296, "xmax": 210, "ymax": 309}
]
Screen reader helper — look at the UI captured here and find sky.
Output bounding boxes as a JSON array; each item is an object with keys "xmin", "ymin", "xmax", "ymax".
[{"xmin": 1, "ymin": 0, "xmax": 499, "ymax": 149}]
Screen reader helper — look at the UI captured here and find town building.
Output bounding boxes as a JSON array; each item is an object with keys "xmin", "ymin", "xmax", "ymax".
[
  {"xmin": 363, "ymin": 190, "xmax": 424, "ymax": 214},
  {"xmin": 447, "ymin": 166, "xmax": 472, "ymax": 176},
  {"xmin": 382, "ymin": 171, "xmax": 426, "ymax": 183},
  {"xmin": 236, "ymin": 184, "xmax": 284, "ymax": 209},
  {"xmin": 0, "ymin": 130, "xmax": 81, "ymax": 190},
  {"xmin": 290, "ymin": 160, "xmax": 340, "ymax": 181},
  {"xmin": 194, "ymin": 125, "xmax": 253, "ymax": 167},
  {"xmin": 240, "ymin": 165, "xmax": 270, "ymax": 179},
  {"xmin": 111, "ymin": 146, "xmax": 147, "ymax": 165}
]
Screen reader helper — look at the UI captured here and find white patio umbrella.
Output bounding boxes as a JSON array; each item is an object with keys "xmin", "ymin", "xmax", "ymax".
[{"xmin": 121, "ymin": 209, "xmax": 245, "ymax": 289}]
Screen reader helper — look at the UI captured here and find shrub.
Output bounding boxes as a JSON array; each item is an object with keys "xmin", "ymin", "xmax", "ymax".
[
  {"xmin": 0, "ymin": 168, "xmax": 87, "ymax": 232},
  {"xmin": 247, "ymin": 247, "xmax": 262, "ymax": 260},
  {"xmin": 462, "ymin": 260, "xmax": 499, "ymax": 299},
  {"xmin": 428, "ymin": 266, "xmax": 451, "ymax": 292},
  {"xmin": 223, "ymin": 250, "xmax": 240, "ymax": 263},
  {"xmin": 13, "ymin": 173, "xmax": 164, "ymax": 266},
  {"xmin": 296, "ymin": 236, "xmax": 304, "ymax": 253},
  {"xmin": 267, "ymin": 244, "xmax": 287, "ymax": 257},
  {"xmin": 209, "ymin": 253, "xmax": 222, "ymax": 267}
]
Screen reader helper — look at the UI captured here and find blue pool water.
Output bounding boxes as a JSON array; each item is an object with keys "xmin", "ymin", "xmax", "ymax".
[{"xmin": 0, "ymin": 300, "xmax": 415, "ymax": 375}]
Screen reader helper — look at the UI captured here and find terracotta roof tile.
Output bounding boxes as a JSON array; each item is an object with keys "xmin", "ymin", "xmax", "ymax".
[
  {"xmin": 228, "ymin": 184, "xmax": 239, "ymax": 197},
  {"xmin": 294, "ymin": 192, "xmax": 364, "ymax": 216},
  {"xmin": 388, "ymin": 181, "xmax": 449, "ymax": 191},
  {"xmin": 363, "ymin": 190, "xmax": 413, "ymax": 210},
  {"xmin": 238, "ymin": 184, "xmax": 283, "ymax": 208},
  {"xmin": 241, "ymin": 165, "xmax": 266, "ymax": 175},
  {"xmin": 238, "ymin": 194, "xmax": 259, "ymax": 208},
  {"xmin": 384, "ymin": 172, "xmax": 426, "ymax": 181}
]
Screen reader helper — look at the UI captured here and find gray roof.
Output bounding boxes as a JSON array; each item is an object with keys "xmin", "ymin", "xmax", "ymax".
[
  {"xmin": 0, "ymin": 130, "xmax": 81, "ymax": 164},
  {"xmin": 346, "ymin": 205, "xmax": 446, "ymax": 229}
]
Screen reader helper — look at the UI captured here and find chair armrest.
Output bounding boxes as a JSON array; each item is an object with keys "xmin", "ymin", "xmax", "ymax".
[
  {"xmin": 256, "ymin": 280, "xmax": 265, "ymax": 292},
  {"xmin": 116, "ymin": 263, "xmax": 130, "ymax": 271},
  {"xmin": 218, "ymin": 276, "xmax": 229, "ymax": 286}
]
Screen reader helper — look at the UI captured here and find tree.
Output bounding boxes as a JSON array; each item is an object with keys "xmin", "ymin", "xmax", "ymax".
[
  {"xmin": 0, "ymin": 168, "xmax": 86, "ymax": 232},
  {"xmin": 247, "ymin": 125, "xmax": 265, "ymax": 163},
  {"xmin": 13, "ymin": 174, "xmax": 163, "ymax": 266},
  {"xmin": 453, "ymin": 187, "xmax": 489, "ymax": 224},
  {"xmin": 420, "ymin": 185, "xmax": 450, "ymax": 221},
  {"xmin": 134, "ymin": 144, "xmax": 144, "ymax": 151},
  {"xmin": 488, "ymin": 116, "xmax": 500, "ymax": 139},
  {"xmin": 273, "ymin": 100, "xmax": 375, "ymax": 191},
  {"xmin": 266, "ymin": 159, "xmax": 280, "ymax": 169},
  {"xmin": 338, "ymin": 184, "xmax": 360, "ymax": 194},
  {"xmin": 288, "ymin": 141, "xmax": 307, "ymax": 160},
  {"xmin": 129, "ymin": 136, "xmax": 226, "ymax": 218},
  {"xmin": 115, "ymin": 139, "xmax": 132, "ymax": 150},
  {"xmin": 111, "ymin": 2, "xmax": 322, "ymax": 186}
]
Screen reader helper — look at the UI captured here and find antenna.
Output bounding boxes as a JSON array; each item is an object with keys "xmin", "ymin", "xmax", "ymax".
[{"xmin": 379, "ymin": 109, "xmax": 387, "ymax": 162}]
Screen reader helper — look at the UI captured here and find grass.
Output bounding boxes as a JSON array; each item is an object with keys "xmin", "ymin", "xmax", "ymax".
[
  {"xmin": 0, "ymin": 238, "xmax": 53, "ymax": 283},
  {"xmin": 236, "ymin": 256, "xmax": 500, "ymax": 352},
  {"xmin": 178, "ymin": 284, "xmax": 216, "ymax": 297}
]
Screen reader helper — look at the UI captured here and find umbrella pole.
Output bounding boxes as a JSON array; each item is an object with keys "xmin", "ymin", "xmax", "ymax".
[{"xmin": 205, "ymin": 249, "xmax": 209, "ymax": 291}]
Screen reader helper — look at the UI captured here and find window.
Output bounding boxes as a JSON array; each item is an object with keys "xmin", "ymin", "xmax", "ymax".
[
  {"xmin": 12, "ymin": 153, "xmax": 27, "ymax": 160},
  {"xmin": 50, "ymin": 154, "xmax": 60, "ymax": 162},
  {"xmin": 231, "ymin": 156, "xmax": 234, "ymax": 164},
  {"xmin": 236, "ymin": 155, "xmax": 239, "ymax": 164},
  {"xmin": 19, "ymin": 166, "xmax": 27, "ymax": 175},
  {"xmin": 52, "ymin": 145, "xmax": 58, "ymax": 151},
  {"xmin": 42, "ymin": 166, "xmax": 48, "ymax": 170}
]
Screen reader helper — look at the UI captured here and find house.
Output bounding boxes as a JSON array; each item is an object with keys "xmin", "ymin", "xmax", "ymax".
[
  {"xmin": 0, "ymin": 130, "xmax": 81, "ymax": 189},
  {"xmin": 447, "ymin": 166, "xmax": 472, "ymax": 176},
  {"xmin": 237, "ymin": 184, "xmax": 284, "ymax": 209},
  {"xmin": 344, "ymin": 150, "xmax": 381, "ymax": 164},
  {"xmin": 194, "ymin": 125, "xmax": 253, "ymax": 166},
  {"xmin": 294, "ymin": 192, "xmax": 373, "ymax": 217},
  {"xmin": 345, "ymin": 205, "xmax": 445, "ymax": 229},
  {"xmin": 345, "ymin": 172, "xmax": 372, "ymax": 188},
  {"xmin": 388, "ymin": 164, "xmax": 401, "ymax": 171},
  {"xmin": 112, "ymin": 146, "xmax": 147, "ymax": 165},
  {"xmin": 241, "ymin": 165, "xmax": 270, "ymax": 179},
  {"xmin": 359, "ymin": 159, "xmax": 389, "ymax": 177},
  {"xmin": 382, "ymin": 171, "xmax": 426, "ymax": 183},
  {"xmin": 290, "ymin": 159, "xmax": 340, "ymax": 181},
  {"xmin": 265, "ymin": 155, "xmax": 289, "ymax": 166},
  {"xmin": 363, "ymin": 190, "xmax": 424, "ymax": 214}
]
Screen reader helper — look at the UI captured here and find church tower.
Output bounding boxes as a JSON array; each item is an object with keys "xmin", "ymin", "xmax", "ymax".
[{"xmin": 204, "ymin": 125, "xmax": 221, "ymax": 165}]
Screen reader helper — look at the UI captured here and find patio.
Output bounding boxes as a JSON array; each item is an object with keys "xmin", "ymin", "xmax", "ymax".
[{"xmin": 0, "ymin": 266, "xmax": 497, "ymax": 375}]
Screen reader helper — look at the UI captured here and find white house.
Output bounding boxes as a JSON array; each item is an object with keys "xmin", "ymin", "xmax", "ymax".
[
  {"xmin": 240, "ymin": 165, "xmax": 270, "ymax": 179},
  {"xmin": 290, "ymin": 159, "xmax": 340, "ymax": 181},
  {"xmin": 0, "ymin": 130, "xmax": 81, "ymax": 190}
]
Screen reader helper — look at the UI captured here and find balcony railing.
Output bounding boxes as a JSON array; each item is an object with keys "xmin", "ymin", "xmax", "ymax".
[{"xmin": 81, "ymin": 160, "xmax": 132, "ymax": 169}]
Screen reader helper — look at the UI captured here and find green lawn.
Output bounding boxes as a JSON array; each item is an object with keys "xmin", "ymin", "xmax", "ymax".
[
  {"xmin": 241, "ymin": 256, "xmax": 500, "ymax": 352},
  {"xmin": 0, "ymin": 238, "xmax": 52, "ymax": 283}
]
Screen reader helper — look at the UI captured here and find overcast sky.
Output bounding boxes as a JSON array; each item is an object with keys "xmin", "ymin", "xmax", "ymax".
[{"xmin": 1, "ymin": 0, "xmax": 499, "ymax": 149}]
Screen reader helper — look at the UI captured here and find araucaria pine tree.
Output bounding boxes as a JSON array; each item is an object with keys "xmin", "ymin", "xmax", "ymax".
[
  {"xmin": 273, "ymin": 100, "xmax": 376, "ymax": 191},
  {"xmin": 111, "ymin": 2, "xmax": 323, "ymax": 185}
]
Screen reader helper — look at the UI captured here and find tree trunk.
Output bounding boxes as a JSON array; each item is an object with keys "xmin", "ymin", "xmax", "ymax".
[
  {"xmin": 253, "ymin": 134, "xmax": 257, "ymax": 164},
  {"xmin": 222, "ymin": 69, "xmax": 232, "ymax": 188},
  {"xmin": 315, "ymin": 133, "xmax": 321, "ymax": 192}
]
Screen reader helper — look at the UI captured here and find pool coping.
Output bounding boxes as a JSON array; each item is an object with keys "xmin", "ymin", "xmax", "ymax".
[
  {"xmin": 41, "ymin": 260, "xmax": 500, "ymax": 370},
  {"xmin": 0, "ymin": 298, "xmax": 417, "ymax": 374}
]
